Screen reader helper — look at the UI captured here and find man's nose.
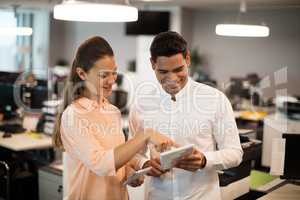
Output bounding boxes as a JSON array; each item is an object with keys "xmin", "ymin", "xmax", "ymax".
[{"xmin": 166, "ymin": 72, "xmax": 177, "ymax": 82}]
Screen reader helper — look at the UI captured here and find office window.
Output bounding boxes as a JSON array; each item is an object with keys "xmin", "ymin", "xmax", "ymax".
[
  {"xmin": 0, "ymin": 9, "xmax": 49, "ymax": 79},
  {"xmin": 0, "ymin": 11, "xmax": 18, "ymax": 71}
]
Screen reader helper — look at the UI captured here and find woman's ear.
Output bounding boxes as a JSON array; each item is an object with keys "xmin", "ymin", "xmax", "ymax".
[{"xmin": 76, "ymin": 67, "xmax": 87, "ymax": 81}]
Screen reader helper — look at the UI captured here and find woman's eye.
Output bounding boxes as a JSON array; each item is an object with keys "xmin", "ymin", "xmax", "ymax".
[
  {"xmin": 112, "ymin": 72, "xmax": 118, "ymax": 77},
  {"xmin": 98, "ymin": 71, "xmax": 117, "ymax": 79},
  {"xmin": 98, "ymin": 73, "xmax": 108, "ymax": 78}
]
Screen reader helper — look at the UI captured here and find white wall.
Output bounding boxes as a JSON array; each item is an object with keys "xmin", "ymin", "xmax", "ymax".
[
  {"xmin": 191, "ymin": 8, "xmax": 300, "ymax": 96},
  {"xmin": 181, "ymin": 8, "xmax": 194, "ymax": 46},
  {"xmin": 49, "ymin": 7, "xmax": 300, "ymax": 97},
  {"xmin": 49, "ymin": 17, "xmax": 66, "ymax": 68},
  {"xmin": 135, "ymin": 6, "xmax": 183, "ymax": 85},
  {"xmin": 49, "ymin": 18, "xmax": 137, "ymax": 72}
]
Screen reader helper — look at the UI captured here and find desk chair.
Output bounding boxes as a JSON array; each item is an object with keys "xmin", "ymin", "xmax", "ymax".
[{"xmin": 0, "ymin": 161, "xmax": 10, "ymax": 200}]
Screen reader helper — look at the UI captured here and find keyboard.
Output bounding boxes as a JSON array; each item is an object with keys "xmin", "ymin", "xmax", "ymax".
[{"xmin": 0, "ymin": 123, "xmax": 26, "ymax": 133}]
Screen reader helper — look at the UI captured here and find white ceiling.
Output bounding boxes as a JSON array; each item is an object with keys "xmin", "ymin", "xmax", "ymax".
[
  {"xmin": 0, "ymin": 0, "xmax": 299, "ymax": 10},
  {"xmin": 133, "ymin": 0, "xmax": 300, "ymax": 10}
]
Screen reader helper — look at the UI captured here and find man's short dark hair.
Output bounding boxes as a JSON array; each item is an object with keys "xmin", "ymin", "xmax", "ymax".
[{"xmin": 150, "ymin": 31, "xmax": 188, "ymax": 62}]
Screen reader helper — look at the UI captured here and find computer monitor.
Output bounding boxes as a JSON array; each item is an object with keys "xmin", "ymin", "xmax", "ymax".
[
  {"xmin": 228, "ymin": 78, "xmax": 250, "ymax": 99},
  {"xmin": 0, "ymin": 72, "xmax": 19, "ymax": 113},
  {"xmin": 108, "ymin": 90, "xmax": 128, "ymax": 111},
  {"xmin": 36, "ymin": 79, "xmax": 48, "ymax": 87},
  {"xmin": 126, "ymin": 11, "xmax": 170, "ymax": 35},
  {"xmin": 31, "ymin": 85, "xmax": 49, "ymax": 109},
  {"xmin": 0, "ymin": 83, "xmax": 18, "ymax": 115},
  {"xmin": 19, "ymin": 82, "xmax": 49, "ymax": 111},
  {"xmin": 0, "ymin": 73, "xmax": 49, "ymax": 117},
  {"xmin": 0, "ymin": 71, "xmax": 19, "ymax": 83},
  {"xmin": 281, "ymin": 133, "xmax": 300, "ymax": 180}
]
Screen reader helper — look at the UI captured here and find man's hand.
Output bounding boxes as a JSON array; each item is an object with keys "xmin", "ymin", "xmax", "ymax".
[
  {"xmin": 175, "ymin": 149, "xmax": 206, "ymax": 172},
  {"xmin": 142, "ymin": 158, "xmax": 168, "ymax": 177},
  {"xmin": 125, "ymin": 165, "xmax": 144, "ymax": 187}
]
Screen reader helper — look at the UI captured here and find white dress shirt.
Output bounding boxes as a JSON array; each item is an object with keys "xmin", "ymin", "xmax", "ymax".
[{"xmin": 129, "ymin": 78, "xmax": 243, "ymax": 200}]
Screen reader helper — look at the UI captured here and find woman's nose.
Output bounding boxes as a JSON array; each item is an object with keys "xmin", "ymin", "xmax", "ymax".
[{"xmin": 107, "ymin": 74, "xmax": 116, "ymax": 85}]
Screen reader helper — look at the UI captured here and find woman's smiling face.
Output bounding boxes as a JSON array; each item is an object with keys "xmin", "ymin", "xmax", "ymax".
[{"xmin": 78, "ymin": 55, "xmax": 118, "ymax": 99}]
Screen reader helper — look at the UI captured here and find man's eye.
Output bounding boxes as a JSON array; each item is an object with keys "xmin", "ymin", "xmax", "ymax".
[
  {"xmin": 174, "ymin": 67, "xmax": 184, "ymax": 73},
  {"xmin": 159, "ymin": 70, "xmax": 168, "ymax": 74}
]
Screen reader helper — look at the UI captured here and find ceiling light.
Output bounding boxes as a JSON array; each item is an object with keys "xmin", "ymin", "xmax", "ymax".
[
  {"xmin": 139, "ymin": 0, "xmax": 172, "ymax": 1},
  {"xmin": 216, "ymin": 24, "xmax": 269, "ymax": 37},
  {"xmin": 215, "ymin": 0, "xmax": 270, "ymax": 37},
  {"xmin": 53, "ymin": 0, "xmax": 138, "ymax": 22}
]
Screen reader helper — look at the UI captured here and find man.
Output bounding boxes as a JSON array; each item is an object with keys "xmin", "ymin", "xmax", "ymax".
[{"xmin": 129, "ymin": 31, "xmax": 243, "ymax": 200}]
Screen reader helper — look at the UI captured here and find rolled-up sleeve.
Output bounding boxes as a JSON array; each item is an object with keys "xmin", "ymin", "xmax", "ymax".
[
  {"xmin": 60, "ymin": 107, "xmax": 116, "ymax": 176},
  {"xmin": 203, "ymin": 93, "xmax": 243, "ymax": 170}
]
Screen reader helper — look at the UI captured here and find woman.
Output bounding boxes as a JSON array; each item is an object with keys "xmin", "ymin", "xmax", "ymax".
[{"xmin": 53, "ymin": 36, "xmax": 170, "ymax": 200}]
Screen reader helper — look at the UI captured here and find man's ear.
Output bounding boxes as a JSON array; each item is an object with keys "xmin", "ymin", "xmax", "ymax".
[
  {"xmin": 76, "ymin": 67, "xmax": 87, "ymax": 81},
  {"xmin": 150, "ymin": 57, "xmax": 156, "ymax": 70},
  {"xmin": 185, "ymin": 50, "xmax": 191, "ymax": 67}
]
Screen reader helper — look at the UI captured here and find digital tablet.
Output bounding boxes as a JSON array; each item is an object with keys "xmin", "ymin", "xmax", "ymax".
[{"xmin": 160, "ymin": 144, "xmax": 195, "ymax": 170}]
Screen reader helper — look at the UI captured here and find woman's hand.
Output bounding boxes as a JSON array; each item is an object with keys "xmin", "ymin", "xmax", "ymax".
[
  {"xmin": 144, "ymin": 128, "xmax": 176, "ymax": 151},
  {"xmin": 142, "ymin": 158, "xmax": 168, "ymax": 177}
]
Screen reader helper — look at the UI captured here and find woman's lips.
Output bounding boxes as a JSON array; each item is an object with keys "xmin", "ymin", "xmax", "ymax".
[{"xmin": 103, "ymin": 86, "xmax": 112, "ymax": 91}]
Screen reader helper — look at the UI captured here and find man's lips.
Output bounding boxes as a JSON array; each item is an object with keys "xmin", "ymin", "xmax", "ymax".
[{"xmin": 165, "ymin": 83, "xmax": 179, "ymax": 89}]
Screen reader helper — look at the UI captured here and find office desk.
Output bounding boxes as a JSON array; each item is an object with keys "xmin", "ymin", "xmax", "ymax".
[
  {"xmin": 239, "ymin": 128, "xmax": 255, "ymax": 135},
  {"xmin": 258, "ymin": 183, "xmax": 300, "ymax": 200},
  {"xmin": 234, "ymin": 111, "xmax": 268, "ymax": 122},
  {"xmin": 0, "ymin": 132, "xmax": 52, "ymax": 151},
  {"xmin": 0, "ymin": 132, "xmax": 53, "ymax": 199},
  {"xmin": 262, "ymin": 114, "xmax": 300, "ymax": 167},
  {"xmin": 219, "ymin": 140, "xmax": 262, "ymax": 200}
]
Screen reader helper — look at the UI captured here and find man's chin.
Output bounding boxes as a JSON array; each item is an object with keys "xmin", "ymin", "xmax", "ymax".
[{"xmin": 165, "ymin": 88, "xmax": 180, "ymax": 96}]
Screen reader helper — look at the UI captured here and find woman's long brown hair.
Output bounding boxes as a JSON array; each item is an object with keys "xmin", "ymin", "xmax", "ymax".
[{"xmin": 53, "ymin": 36, "xmax": 114, "ymax": 150}]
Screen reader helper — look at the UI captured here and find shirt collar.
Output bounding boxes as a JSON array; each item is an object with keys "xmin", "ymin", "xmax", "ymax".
[{"xmin": 76, "ymin": 97, "xmax": 107, "ymax": 111}]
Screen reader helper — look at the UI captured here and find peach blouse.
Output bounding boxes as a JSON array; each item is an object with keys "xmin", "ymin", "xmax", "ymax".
[{"xmin": 61, "ymin": 97, "xmax": 129, "ymax": 200}]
